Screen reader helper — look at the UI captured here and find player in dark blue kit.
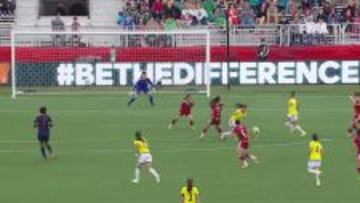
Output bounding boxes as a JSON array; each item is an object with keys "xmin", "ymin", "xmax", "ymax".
[
  {"xmin": 127, "ymin": 71, "xmax": 155, "ymax": 107},
  {"xmin": 34, "ymin": 106, "xmax": 55, "ymax": 160}
]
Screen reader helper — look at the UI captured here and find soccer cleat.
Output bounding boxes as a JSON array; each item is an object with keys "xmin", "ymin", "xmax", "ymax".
[
  {"xmin": 131, "ymin": 179, "xmax": 139, "ymax": 184},
  {"xmin": 167, "ymin": 124, "xmax": 173, "ymax": 130},
  {"xmin": 220, "ymin": 134, "xmax": 226, "ymax": 141},
  {"xmin": 49, "ymin": 154, "xmax": 57, "ymax": 160},
  {"xmin": 241, "ymin": 161, "xmax": 249, "ymax": 169},
  {"xmin": 156, "ymin": 177, "xmax": 161, "ymax": 183},
  {"xmin": 300, "ymin": 131, "xmax": 307, "ymax": 137},
  {"xmin": 199, "ymin": 133, "xmax": 206, "ymax": 140},
  {"xmin": 315, "ymin": 179, "xmax": 321, "ymax": 186},
  {"xmin": 249, "ymin": 155, "xmax": 259, "ymax": 164}
]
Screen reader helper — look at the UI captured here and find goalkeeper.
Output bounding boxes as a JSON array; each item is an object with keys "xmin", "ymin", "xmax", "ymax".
[{"xmin": 127, "ymin": 71, "xmax": 155, "ymax": 107}]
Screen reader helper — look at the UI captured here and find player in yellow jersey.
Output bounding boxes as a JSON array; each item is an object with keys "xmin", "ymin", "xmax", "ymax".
[
  {"xmin": 180, "ymin": 178, "xmax": 200, "ymax": 203},
  {"xmin": 308, "ymin": 133, "xmax": 324, "ymax": 186},
  {"xmin": 221, "ymin": 104, "xmax": 248, "ymax": 140},
  {"xmin": 284, "ymin": 91, "xmax": 306, "ymax": 137},
  {"xmin": 132, "ymin": 131, "xmax": 160, "ymax": 183}
]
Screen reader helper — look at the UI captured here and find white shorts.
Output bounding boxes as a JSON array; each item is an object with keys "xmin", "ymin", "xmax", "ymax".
[
  {"xmin": 287, "ymin": 115, "xmax": 298, "ymax": 123},
  {"xmin": 138, "ymin": 153, "xmax": 153, "ymax": 164},
  {"xmin": 308, "ymin": 160, "xmax": 321, "ymax": 169},
  {"xmin": 228, "ymin": 120, "xmax": 236, "ymax": 128}
]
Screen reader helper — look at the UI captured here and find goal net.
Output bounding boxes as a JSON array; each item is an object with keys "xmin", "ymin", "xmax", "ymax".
[{"xmin": 11, "ymin": 30, "xmax": 211, "ymax": 98}]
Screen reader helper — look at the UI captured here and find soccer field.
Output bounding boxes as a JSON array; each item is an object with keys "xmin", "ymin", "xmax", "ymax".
[{"xmin": 0, "ymin": 85, "xmax": 359, "ymax": 203}]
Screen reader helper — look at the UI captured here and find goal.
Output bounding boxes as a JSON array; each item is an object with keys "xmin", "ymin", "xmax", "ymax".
[{"xmin": 11, "ymin": 30, "xmax": 211, "ymax": 98}]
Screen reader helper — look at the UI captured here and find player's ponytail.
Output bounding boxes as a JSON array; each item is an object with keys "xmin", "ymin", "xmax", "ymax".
[{"xmin": 210, "ymin": 96, "xmax": 220, "ymax": 107}]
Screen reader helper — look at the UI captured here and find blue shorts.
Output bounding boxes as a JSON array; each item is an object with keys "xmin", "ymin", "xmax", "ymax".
[
  {"xmin": 38, "ymin": 134, "xmax": 50, "ymax": 142},
  {"xmin": 135, "ymin": 89, "xmax": 151, "ymax": 95}
]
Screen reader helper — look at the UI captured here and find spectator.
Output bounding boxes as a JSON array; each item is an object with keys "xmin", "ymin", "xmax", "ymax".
[
  {"xmin": 52, "ymin": 13, "xmax": 65, "ymax": 31},
  {"xmin": 71, "ymin": 16, "xmax": 81, "ymax": 46},
  {"xmin": 305, "ymin": 16, "xmax": 316, "ymax": 45},
  {"xmin": 241, "ymin": 1, "xmax": 256, "ymax": 26},
  {"xmin": 164, "ymin": 0, "xmax": 181, "ymax": 20},
  {"xmin": 228, "ymin": 3, "xmax": 240, "ymax": 25},
  {"xmin": 346, "ymin": 0, "xmax": 357, "ymax": 23},
  {"xmin": 122, "ymin": 15, "xmax": 137, "ymax": 29},
  {"xmin": 323, "ymin": 1, "xmax": 334, "ymax": 23},
  {"xmin": 267, "ymin": 0, "xmax": 279, "ymax": 24},
  {"xmin": 71, "ymin": 16, "xmax": 80, "ymax": 31},
  {"xmin": 277, "ymin": 0, "xmax": 289, "ymax": 13},
  {"xmin": 203, "ymin": 0, "xmax": 216, "ymax": 21},
  {"xmin": 51, "ymin": 13, "xmax": 65, "ymax": 46},
  {"xmin": 315, "ymin": 17, "xmax": 329, "ymax": 44},
  {"xmin": 139, "ymin": 0, "xmax": 151, "ymax": 25},
  {"xmin": 249, "ymin": 0, "xmax": 263, "ymax": 17},
  {"xmin": 151, "ymin": 0, "xmax": 165, "ymax": 20},
  {"xmin": 317, "ymin": 7, "xmax": 326, "ymax": 22},
  {"xmin": 181, "ymin": 1, "xmax": 197, "ymax": 26},
  {"xmin": 195, "ymin": 2, "xmax": 209, "ymax": 25},
  {"xmin": 213, "ymin": 6, "xmax": 226, "ymax": 27},
  {"xmin": 117, "ymin": 11, "xmax": 127, "ymax": 26}
]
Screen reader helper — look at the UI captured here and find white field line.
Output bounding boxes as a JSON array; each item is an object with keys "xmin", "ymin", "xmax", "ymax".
[
  {"xmin": 0, "ymin": 109, "xmax": 351, "ymax": 113},
  {"xmin": 0, "ymin": 139, "xmax": 332, "ymax": 154}
]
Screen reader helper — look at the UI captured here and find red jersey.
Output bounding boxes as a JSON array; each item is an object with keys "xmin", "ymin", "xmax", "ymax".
[
  {"xmin": 180, "ymin": 100, "xmax": 193, "ymax": 115},
  {"xmin": 233, "ymin": 124, "xmax": 249, "ymax": 143},
  {"xmin": 211, "ymin": 103, "xmax": 223, "ymax": 121},
  {"xmin": 353, "ymin": 100, "xmax": 360, "ymax": 117},
  {"xmin": 354, "ymin": 136, "xmax": 360, "ymax": 154}
]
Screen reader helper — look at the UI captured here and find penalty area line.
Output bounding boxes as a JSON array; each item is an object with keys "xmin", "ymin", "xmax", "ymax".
[{"xmin": 0, "ymin": 140, "xmax": 331, "ymax": 154}]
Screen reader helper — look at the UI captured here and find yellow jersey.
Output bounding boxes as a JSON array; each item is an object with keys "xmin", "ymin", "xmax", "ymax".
[
  {"xmin": 180, "ymin": 186, "xmax": 200, "ymax": 203},
  {"xmin": 288, "ymin": 98, "xmax": 298, "ymax": 116},
  {"xmin": 230, "ymin": 108, "xmax": 247, "ymax": 122},
  {"xmin": 134, "ymin": 140, "xmax": 150, "ymax": 154},
  {"xmin": 309, "ymin": 141, "xmax": 323, "ymax": 161}
]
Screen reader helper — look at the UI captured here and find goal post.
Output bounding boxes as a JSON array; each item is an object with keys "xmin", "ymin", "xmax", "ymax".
[{"xmin": 11, "ymin": 29, "xmax": 211, "ymax": 98}]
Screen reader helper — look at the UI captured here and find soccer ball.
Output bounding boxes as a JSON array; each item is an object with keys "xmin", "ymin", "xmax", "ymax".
[{"xmin": 252, "ymin": 126, "xmax": 260, "ymax": 135}]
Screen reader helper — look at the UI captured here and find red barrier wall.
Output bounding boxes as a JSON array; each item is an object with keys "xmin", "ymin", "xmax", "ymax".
[{"xmin": 1, "ymin": 45, "xmax": 360, "ymax": 63}]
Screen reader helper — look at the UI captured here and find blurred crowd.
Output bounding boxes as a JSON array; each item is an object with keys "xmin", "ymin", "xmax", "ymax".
[
  {"xmin": 117, "ymin": 0, "xmax": 360, "ymax": 29},
  {"xmin": 0, "ymin": 0, "xmax": 15, "ymax": 20}
]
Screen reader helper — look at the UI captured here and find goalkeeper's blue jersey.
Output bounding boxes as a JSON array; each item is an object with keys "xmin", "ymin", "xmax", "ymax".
[{"xmin": 134, "ymin": 78, "xmax": 153, "ymax": 92}]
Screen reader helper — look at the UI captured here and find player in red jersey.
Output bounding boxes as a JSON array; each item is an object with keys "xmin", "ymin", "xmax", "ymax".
[
  {"xmin": 348, "ymin": 91, "xmax": 360, "ymax": 135},
  {"xmin": 231, "ymin": 120, "xmax": 258, "ymax": 168},
  {"xmin": 353, "ymin": 129, "xmax": 360, "ymax": 174},
  {"xmin": 168, "ymin": 94, "xmax": 195, "ymax": 130},
  {"xmin": 200, "ymin": 96, "xmax": 224, "ymax": 140}
]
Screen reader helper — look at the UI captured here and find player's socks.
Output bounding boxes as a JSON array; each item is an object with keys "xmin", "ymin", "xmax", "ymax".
[
  {"xmin": 40, "ymin": 147, "xmax": 47, "ymax": 159},
  {"xmin": 199, "ymin": 132, "xmax": 206, "ymax": 140},
  {"xmin": 284, "ymin": 121, "xmax": 295, "ymax": 132},
  {"xmin": 128, "ymin": 97, "xmax": 137, "ymax": 106},
  {"xmin": 148, "ymin": 95, "xmax": 154, "ymax": 106},
  {"xmin": 222, "ymin": 131, "xmax": 232, "ymax": 136},
  {"xmin": 46, "ymin": 145, "xmax": 52, "ymax": 154},
  {"xmin": 132, "ymin": 167, "xmax": 140, "ymax": 183},
  {"xmin": 168, "ymin": 119, "xmax": 176, "ymax": 129},
  {"xmin": 315, "ymin": 177, "xmax": 321, "ymax": 186},
  {"xmin": 241, "ymin": 161, "xmax": 249, "ymax": 168},
  {"xmin": 249, "ymin": 155, "xmax": 259, "ymax": 163},
  {"xmin": 190, "ymin": 120, "xmax": 194, "ymax": 128},
  {"xmin": 149, "ymin": 168, "xmax": 160, "ymax": 183},
  {"xmin": 295, "ymin": 125, "xmax": 306, "ymax": 136}
]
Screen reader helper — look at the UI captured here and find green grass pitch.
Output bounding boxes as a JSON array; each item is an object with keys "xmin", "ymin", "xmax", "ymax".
[{"xmin": 0, "ymin": 85, "xmax": 360, "ymax": 203}]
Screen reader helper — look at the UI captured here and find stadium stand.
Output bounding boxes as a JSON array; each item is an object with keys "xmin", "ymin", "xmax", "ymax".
[{"xmin": 0, "ymin": 0, "xmax": 360, "ymax": 47}]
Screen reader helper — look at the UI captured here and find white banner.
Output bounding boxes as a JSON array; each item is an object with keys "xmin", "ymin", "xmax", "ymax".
[{"xmin": 56, "ymin": 61, "xmax": 360, "ymax": 86}]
